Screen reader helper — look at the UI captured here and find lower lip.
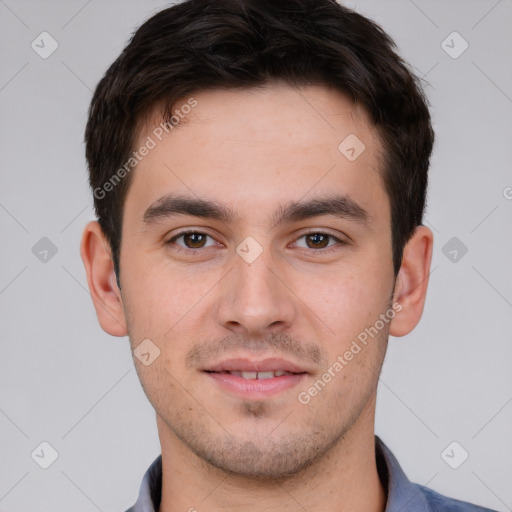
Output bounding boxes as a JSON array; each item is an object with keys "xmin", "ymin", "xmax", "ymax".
[{"xmin": 206, "ymin": 372, "xmax": 307, "ymax": 399}]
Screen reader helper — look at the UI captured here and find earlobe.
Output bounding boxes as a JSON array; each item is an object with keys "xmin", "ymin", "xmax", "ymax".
[
  {"xmin": 389, "ymin": 225, "xmax": 434, "ymax": 337},
  {"xmin": 80, "ymin": 221, "xmax": 128, "ymax": 337}
]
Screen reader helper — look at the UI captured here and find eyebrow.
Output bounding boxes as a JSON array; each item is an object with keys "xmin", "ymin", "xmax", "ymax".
[{"xmin": 142, "ymin": 193, "xmax": 370, "ymax": 228}]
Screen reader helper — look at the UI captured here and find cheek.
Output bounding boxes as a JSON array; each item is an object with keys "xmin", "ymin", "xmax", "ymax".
[
  {"xmin": 294, "ymin": 265, "xmax": 389, "ymax": 340},
  {"xmin": 121, "ymin": 249, "xmax": 220, "ymax": 335}
]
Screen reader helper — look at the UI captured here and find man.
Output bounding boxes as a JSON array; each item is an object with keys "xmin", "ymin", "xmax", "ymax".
[{"xmin": 80, "ymin": 1, "xmax": 497, "ymax": 511}]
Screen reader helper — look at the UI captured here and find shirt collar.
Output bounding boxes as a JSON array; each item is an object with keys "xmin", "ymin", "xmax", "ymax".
[
  {"xmin": 127, "ymin": 435, "xmax": 431, "ymax": 512},
  {"xmin": 375, "ymin": 435, "xmax": 431, "ymax": 511}
]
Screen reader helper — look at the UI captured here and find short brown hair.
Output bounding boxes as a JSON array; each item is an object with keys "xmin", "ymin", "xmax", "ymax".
[{"xmin": 85, "ymin": 0, "xmax": 434, "ymax": 281}]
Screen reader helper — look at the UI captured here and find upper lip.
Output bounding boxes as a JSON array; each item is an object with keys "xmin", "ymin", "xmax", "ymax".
[{"xmin": 204, "ymin": 357, "xmax": 310, "ymax": 374}]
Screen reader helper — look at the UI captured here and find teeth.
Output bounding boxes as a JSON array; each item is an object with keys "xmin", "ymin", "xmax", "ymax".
[
  {"xmin": 257, "ymin": 371, "xmax": 274, "ymax": 380},
  {"xmin": 228, "ymin": 370, "xmax": 293, "ymax": 379}
]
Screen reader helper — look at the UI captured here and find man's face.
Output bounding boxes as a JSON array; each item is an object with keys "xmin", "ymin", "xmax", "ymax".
[{"xmin": 119, "ymin": 83, "xmax": 396, "ymax": 477}]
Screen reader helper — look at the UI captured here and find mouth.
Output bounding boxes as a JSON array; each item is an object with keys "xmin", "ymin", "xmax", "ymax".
[
  {"xmin": 202, "ymin": 358, "xmax": 309, "ymax": 399},
  {"xmin": 205, "ymin": 369, "xmax": 298, "ymax": 380}
]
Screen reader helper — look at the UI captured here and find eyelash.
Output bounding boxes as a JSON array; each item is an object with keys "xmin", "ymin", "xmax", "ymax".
[{"xmin": 166, "ymin": 230, "xmax": 347, "ymax": 255}]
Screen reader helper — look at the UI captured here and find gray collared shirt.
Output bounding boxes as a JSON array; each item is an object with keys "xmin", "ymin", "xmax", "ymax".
[{"xmin": 125, "ymin": 435, "xmax": 497, "ymax": 512}]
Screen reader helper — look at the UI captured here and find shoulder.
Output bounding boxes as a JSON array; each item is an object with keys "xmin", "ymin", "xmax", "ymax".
[{"xmin": 417, "ymin": 484, "xmax": 498, "ymax": 512}]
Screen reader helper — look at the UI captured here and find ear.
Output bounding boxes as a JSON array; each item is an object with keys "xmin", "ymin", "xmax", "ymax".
[
  {"xmin": 80, "ymin": 221, "xmax": 128, "ymax": 337},
  {"xmin": 389, "ymin": 225, "xmax": 434, "ymax": 337}
]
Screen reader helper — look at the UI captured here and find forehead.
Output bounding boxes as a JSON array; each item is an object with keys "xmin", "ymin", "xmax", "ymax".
[{"xmin": 125, "ymin": 83, "xmax": 388, "ymax": 227}]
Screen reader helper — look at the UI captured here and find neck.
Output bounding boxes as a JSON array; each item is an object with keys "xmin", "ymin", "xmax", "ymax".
[{"xmin": 157, "ymin": 399, "xmax": 386, "ymax": 512}]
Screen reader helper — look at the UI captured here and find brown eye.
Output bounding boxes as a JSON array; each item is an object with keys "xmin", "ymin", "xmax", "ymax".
[
  {"xmin": 292, "ymin": 232, "xmax": 347, "ymax": 253},
  {"xmin": 168, "ymin": 231, "xmax": 216, "ymax": 250},
  {"xmin": 182, "ymin": 232, "xmax": 207, "ymax": 248},
  {"xmin": 304, "ymin": 233, "xmax": 330, "ymax": 249}
]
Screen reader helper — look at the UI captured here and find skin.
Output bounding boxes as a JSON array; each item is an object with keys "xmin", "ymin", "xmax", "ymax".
[{"xmin": 81, "ymin": 83, "xmax": 433, "ymax": 512}]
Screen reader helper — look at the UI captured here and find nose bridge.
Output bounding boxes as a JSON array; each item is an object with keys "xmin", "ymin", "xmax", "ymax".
[
  {"xmin": 216, "ymin": 240, "xmax": 296, "ymax": 334},
  {"xmin": 238, "ymin": 251, "xmax": 278, "ymax": 303}
]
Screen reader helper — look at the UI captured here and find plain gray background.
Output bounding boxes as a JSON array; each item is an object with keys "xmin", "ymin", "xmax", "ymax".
[{"xmin": 1, "ymin": 0, "xmax": 511, "ymax": 510}]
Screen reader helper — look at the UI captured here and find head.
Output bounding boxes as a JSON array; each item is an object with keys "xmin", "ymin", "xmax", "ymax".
[{"xmin": 81, "ymin": 0, "xmax": 434, "ymax": 479}]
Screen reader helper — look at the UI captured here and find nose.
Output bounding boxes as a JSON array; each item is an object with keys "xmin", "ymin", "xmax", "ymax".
[{"xmin": 216, "ymin": 248, "xmax": 297, "ymax": 337}]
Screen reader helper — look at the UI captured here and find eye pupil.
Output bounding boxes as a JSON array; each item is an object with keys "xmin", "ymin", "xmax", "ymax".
[
  {"xmin": 306, "ymin": 233, "xmax": 329, "ymax": 249},
  {"xmin": 184, "ymin": 232, "xmax": 206, "ymax": 248}
]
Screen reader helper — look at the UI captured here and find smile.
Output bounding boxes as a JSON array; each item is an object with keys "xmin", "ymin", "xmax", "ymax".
[{"xmin": 209, "ymin": 370, "xmax": 296, "ymax": 380}]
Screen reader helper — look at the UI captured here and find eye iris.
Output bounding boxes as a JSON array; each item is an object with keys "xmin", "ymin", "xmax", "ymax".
[
  {"xmin": 306, "ymin": 233, "xmax": 329, "ymax": 249},
  {"xmin": 184, "ymin": 232, "xmax": 206, "ymax": 248}
]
